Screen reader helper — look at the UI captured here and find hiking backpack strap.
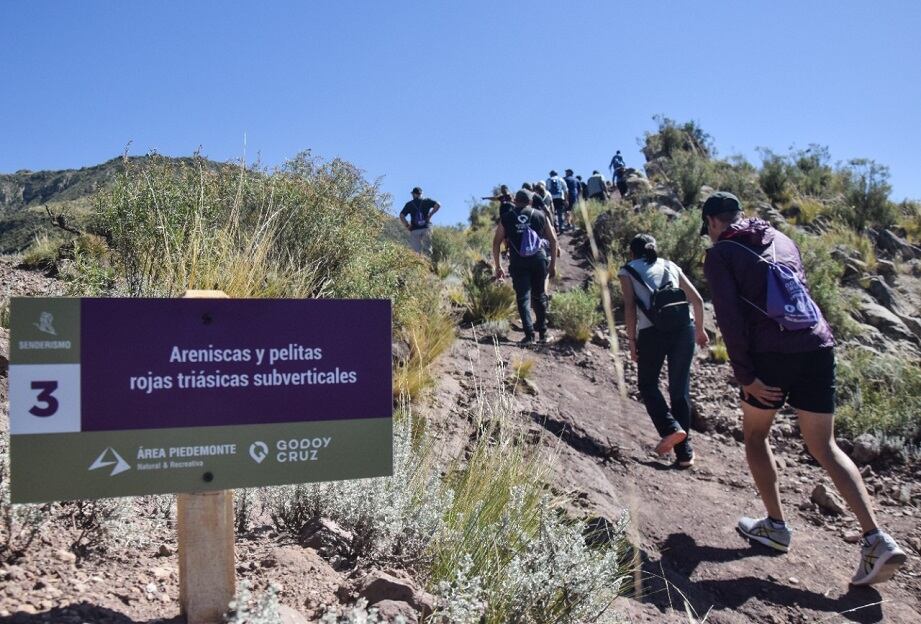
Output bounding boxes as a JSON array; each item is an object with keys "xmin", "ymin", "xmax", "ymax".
[
  {"xmin": 622, "ymin": 264, "xmax": 656, "ymax": 322},
  {"xmin": 714, "ymin": 239, "xmax": 775, "ymax": 316}
]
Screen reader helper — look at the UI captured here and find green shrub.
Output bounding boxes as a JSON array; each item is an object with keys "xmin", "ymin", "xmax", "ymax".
[
  {"xmin": 839, "ymin": 159, "xmax": 897, "ymax": 230},
  {"xmin": 823, "ymin": 223, "xmax": 877, "ymax": 271},
  {"xmin": 431, "ymin": 225, "xmax": 467, "ymax": 278},
  {"xmin": 788, "ymin": 196, "xmax": 829, "ymax": 225},
  {"xmin": 594, "ymin": 204, "xmax": 709, "ymax": 291},
  {"xmin": 836, "ymin": 347, "xmax": 921, "ymax": 444},
  {"xmin": 463, "ymin": 260, "xmax": 516, "ymax": 322},
  {"xmin": 758, "ymin": 150, "xmax": 792, "ymax": 205},
  {"xmin": 897, "ymin": 200, "xmax": 921, "ymax": 243},
  {"xmin": 549, "ymin": 288, "xmax": 602, "ymax": 343},
  {"xmin": 664, "ymin": 150, "xmax": 711, "ymax": 208}
]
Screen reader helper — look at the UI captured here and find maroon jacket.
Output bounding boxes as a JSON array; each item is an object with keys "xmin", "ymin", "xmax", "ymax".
[{"xmin": 703, "ymin": 218, "xmax": 835, "ymax": 385}]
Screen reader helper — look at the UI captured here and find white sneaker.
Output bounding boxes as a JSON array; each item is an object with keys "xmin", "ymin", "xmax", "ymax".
[
  {"xmin": 737, "ymin": 516, "xmax": 792, "ymax": 553},
  {"xmin": 851, "ymin": 531, "xmax": 908, "ymax": 586}
]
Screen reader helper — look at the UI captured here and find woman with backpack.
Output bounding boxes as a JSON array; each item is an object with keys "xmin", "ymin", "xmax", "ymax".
[{"xmin": 618, "ymin": 234, "xmax": 709, "ymax": 468}]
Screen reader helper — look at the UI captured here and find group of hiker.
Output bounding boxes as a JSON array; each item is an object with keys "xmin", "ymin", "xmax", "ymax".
[{"xmin": 403, "ymin": 174, "xmax": 908, "ymax": 586}]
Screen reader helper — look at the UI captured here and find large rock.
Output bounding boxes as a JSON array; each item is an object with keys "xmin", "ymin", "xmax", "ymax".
[
  {"xmin": 355, "ymin": 571, "xmax": 434, "ymax": 617},
  {"xmin": 652, "ymin": 185, "xmax": 684, "ymax": 212},
  {"xmin": 857, "ymin": 301, "xmax": 916, "ymax": 342},
  {"xmin": 852, "ymin": 433, "xmax": 881, "ymax": 465},
  {"xmin": 864, "ymin": 277, "xmax": 896, "ymax": 310},
  {"xmin": 300, "ymin": 517, "xmax": 354, "ymax": 558},
  {"xmin": 373, "ymin": 600, "xmax": 419, "ymax": 623},
  {"xmin": 757, "ymin": 202, "xmax": 786, "ymax": 228},
  {"xmin": 811, "ymin": 484, "xmax": 846, "ymax": 515},
  {"xmin": 876, "ymin": 229, "xmax": 921, "ymax": 260}
]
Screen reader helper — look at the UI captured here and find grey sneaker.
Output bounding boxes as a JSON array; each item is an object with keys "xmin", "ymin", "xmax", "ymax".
[
  {"xmin": 737, "ymin": 516, "xmax": 792, "ymax": 553},
  {"xmin": 851, "ymin": 531, "xmax": 907, "ymax": 586}
]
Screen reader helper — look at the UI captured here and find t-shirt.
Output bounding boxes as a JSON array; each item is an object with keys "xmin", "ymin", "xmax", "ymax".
[
  {"xmin": 564, "ymin": 175, "xmax": 579, "ymax": 201},
  {"xmin": 618, "ymin": 258, "xmax": 691, "ymax": 331},
  {"xmin": 500, "ymin": 206, "xmax": 549, "ymax": 265},
  {"xmin": 400, "ymin": 198, "xmax": 438, "ymax": 230}
]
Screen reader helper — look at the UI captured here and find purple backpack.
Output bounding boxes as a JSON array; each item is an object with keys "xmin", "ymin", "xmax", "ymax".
[
  {"xmin": 512, "ymin": 208, "xmax": 544, "ymax": 257},
  {"xmin": 719, "ymin": 240, "xmax": 821, "ymax": 331}
]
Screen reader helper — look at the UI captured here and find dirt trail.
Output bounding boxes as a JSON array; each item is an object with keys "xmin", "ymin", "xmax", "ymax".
[{"xmin": 425, "ymin": 231, "xmax": 921, "ymax": 623}]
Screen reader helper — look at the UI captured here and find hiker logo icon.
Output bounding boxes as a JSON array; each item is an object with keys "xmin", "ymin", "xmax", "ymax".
[
  {"xmin": 89, "ymin": 447, "xmax": 131, "ymax": 476},
  {"xmin": 33, "ymin": 311, "xmax": 57, "ymax": 336},
  {"xmin": 249, "ymin": 441, "xmax": 269, "ymax": 464}
]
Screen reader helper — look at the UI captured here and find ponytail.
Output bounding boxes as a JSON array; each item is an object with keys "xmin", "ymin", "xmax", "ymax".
[{"xmin": 629, "ymin": 234, "xmax": 659, "ymax": 265}]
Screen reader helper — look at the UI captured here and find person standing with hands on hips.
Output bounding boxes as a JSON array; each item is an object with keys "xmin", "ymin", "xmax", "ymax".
[{"xmin": 400, "ymin": 187, "xmax": 440, "ymax": 255}]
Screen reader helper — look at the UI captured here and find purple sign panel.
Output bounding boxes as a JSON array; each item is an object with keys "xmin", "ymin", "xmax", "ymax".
[{"xmin": 80, "ymin": 298, "xmax": 392, "ymax": 431}]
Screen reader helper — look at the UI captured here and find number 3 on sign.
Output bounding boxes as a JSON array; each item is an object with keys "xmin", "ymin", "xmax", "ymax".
[
  {"xmin": 29, "ymin": 381, "xmax": 59, "ymax": 417},
  {"xmin": 9, "ymin": 364, "xmax": 81, "ymax": 434}
]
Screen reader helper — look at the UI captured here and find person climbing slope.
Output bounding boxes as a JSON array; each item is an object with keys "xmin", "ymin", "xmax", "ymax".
[
  {"xmin": 493, "ymin": 189, "xmax": 558, "ymax": 344},
  {"xmin": 701, "ymin": 191, "xmax": 908, "ymax": 585},
  {"xmin": 619, "ymin": 234, "xmax": 708, "ymax": 468}
]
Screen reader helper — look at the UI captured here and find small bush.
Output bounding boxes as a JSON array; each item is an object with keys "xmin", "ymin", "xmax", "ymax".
[
  {"xmin": 709, "ymin": 335, "xmax": 729, "ymax": 363},
  {"xmin": 431, "ymin": 226, "xmax": 467, "ymax": 278},
  {"xmin": 759, "ymin": 150, "xmax": 792, "ymax": 204},
  {"xmin": 463, "ymin": 260, "xmax": 516, "ymax": 323},
  {"xmin": 510, "ymin": 357, "xmax": 535, "ymax": 387},
  {"xmin": 836, "ymin": 347, "xmax": 921, "ymax": 444},
  {"xmin": 19, "ymin": 233, "xmax": 63, "ymax": 272},
  {"xmin": 549, "ymin": 288, "xmax": 602, "ymax": 343},
  {"xmin": 839, "ymin": 159, "xmax": 897, "ymax": 230},
  {"xmin": 788, "ymin": 196, "xmax": 829, "ymax": 226},
  {"xmin": 665, "ymin": 150, "xmax": 711, "ymax": 208},
  {"xmin": 225, "ymin": 582, "xmax": 281, "ymax": 624},
  {"xmin": 896, "ymin": 199, "xmax": 921, "ymax": 244},
  {"xmin": 823, "ymin": 223, "xmax": 877, "ymax": 271}
]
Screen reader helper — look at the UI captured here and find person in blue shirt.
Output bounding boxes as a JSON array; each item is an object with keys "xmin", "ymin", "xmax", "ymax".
[
  {"xmin": 609, "ymin": 150, "xmax": 625, "ymax": 174},
  {"xmin": 563, "ymin": 169, "xmax": 579, "ymax": 229}
]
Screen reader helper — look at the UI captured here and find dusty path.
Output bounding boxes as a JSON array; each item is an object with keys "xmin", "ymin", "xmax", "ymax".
[{"xmin": 426, "ymin": 230, "xmax": 921, "ymax": 623}]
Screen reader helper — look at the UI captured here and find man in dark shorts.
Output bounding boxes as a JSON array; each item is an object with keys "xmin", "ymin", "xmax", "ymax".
[
  {"xmin": 492, "ymin": 190, "xmax": 558, "ymax": 344},
  {"xmin": 702, "ymin": 191, "xmax": 907, "ymax": 586},
  {"xmin": 399, "ymin": 187, "xmax": 440, "ymax": 255}
]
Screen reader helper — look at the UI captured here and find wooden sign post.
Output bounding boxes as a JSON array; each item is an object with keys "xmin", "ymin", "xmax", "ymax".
[{"xmin": 179, "ymin": 290, "xmax": 235, "ymax": 624}]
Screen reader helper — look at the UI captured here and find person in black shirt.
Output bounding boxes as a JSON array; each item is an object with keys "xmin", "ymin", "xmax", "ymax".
[
  {"xmin": 492, "ymin": 190, "xmax": 558, "ymax": 344},
  {"xmin": 399, "ymin": 187, "xmax": 440, "ymax": 255}
]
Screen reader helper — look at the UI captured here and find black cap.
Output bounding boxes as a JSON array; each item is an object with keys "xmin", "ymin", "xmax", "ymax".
[
  {"xmin": 699, "ymin": 191, "xmax": 742, "ymax": 235},
  {"xmin": 549, "ymin": 170, "xmax": 558, "ymax": 177},
  {"xmin": 411, "ymin": 187, "xmax": 422, "ymax": 195},
  {"xmin": 515, "ymin": 189, "xmax": 533, "ymax": 205}
]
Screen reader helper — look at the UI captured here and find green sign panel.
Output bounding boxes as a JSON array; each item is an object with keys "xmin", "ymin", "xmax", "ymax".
[{"xmin": 7, "ymin": 298, "xmax": 393, "ymax": 503}]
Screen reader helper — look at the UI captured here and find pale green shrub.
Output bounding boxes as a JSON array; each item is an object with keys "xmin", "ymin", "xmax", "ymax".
[{"xmin": 549, "ymin": 288, "xmax": 602, "ymax": 343}]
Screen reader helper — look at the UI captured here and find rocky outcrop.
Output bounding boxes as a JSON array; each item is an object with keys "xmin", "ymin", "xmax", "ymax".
[{"xmin": 872, "ymin": 228, "xmax": 921, "ymax": 260}]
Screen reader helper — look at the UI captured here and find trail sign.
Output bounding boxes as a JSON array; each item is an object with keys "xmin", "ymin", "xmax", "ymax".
[{"xmin": 7, "ymin": 297, "xmax": 393, "ymax": 503}]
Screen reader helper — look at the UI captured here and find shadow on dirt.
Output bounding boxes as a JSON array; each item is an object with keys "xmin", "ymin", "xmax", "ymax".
[
  {"xmin": 632, "ymin": 533, "xmax": 884, "ymax": 623},
  {"xmin": 0, "ymin": 603, "xmax": 184, "ymax": 624}
]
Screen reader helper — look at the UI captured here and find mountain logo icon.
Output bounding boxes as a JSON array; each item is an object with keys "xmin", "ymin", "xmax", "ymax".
[{"xmin": 89, "ymin": 447, "xmax": 131, "ymax": 476}]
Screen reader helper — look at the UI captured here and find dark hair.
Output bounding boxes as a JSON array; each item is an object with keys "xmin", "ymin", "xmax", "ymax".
[
  {"xmin": 549, "ymin": 170, "xmax": 558, "ymax": 176},
  {"xmin": 629, "ymin": 234, "xmax": 658, "ymax": 264}
]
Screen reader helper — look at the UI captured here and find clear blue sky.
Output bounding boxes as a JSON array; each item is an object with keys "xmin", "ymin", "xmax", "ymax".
[{"xmin": 2, "ymin": 1, "xmax": 919, "ymax": 225}]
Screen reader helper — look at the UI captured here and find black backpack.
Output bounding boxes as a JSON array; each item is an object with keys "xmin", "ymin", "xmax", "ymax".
[{"xmin": 623, "ymin": 263, "xmax": 691, "ymax": 332}]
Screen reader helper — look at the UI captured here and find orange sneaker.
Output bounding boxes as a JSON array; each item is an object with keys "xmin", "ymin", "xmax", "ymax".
[{"xmin": 655, "ymin": 430, "xmax": 687, "ymax": 455}]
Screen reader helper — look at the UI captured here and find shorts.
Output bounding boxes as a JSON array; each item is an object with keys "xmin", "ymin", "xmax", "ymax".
[{"xmin": 741, "ymin": 348, "xmax": 836, "ymax": 413}]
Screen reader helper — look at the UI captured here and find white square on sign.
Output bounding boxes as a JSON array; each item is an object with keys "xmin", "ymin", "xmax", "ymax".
[{"xmin": 9, "ymin": 364, "xmax": 81, "ymax": 434}]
